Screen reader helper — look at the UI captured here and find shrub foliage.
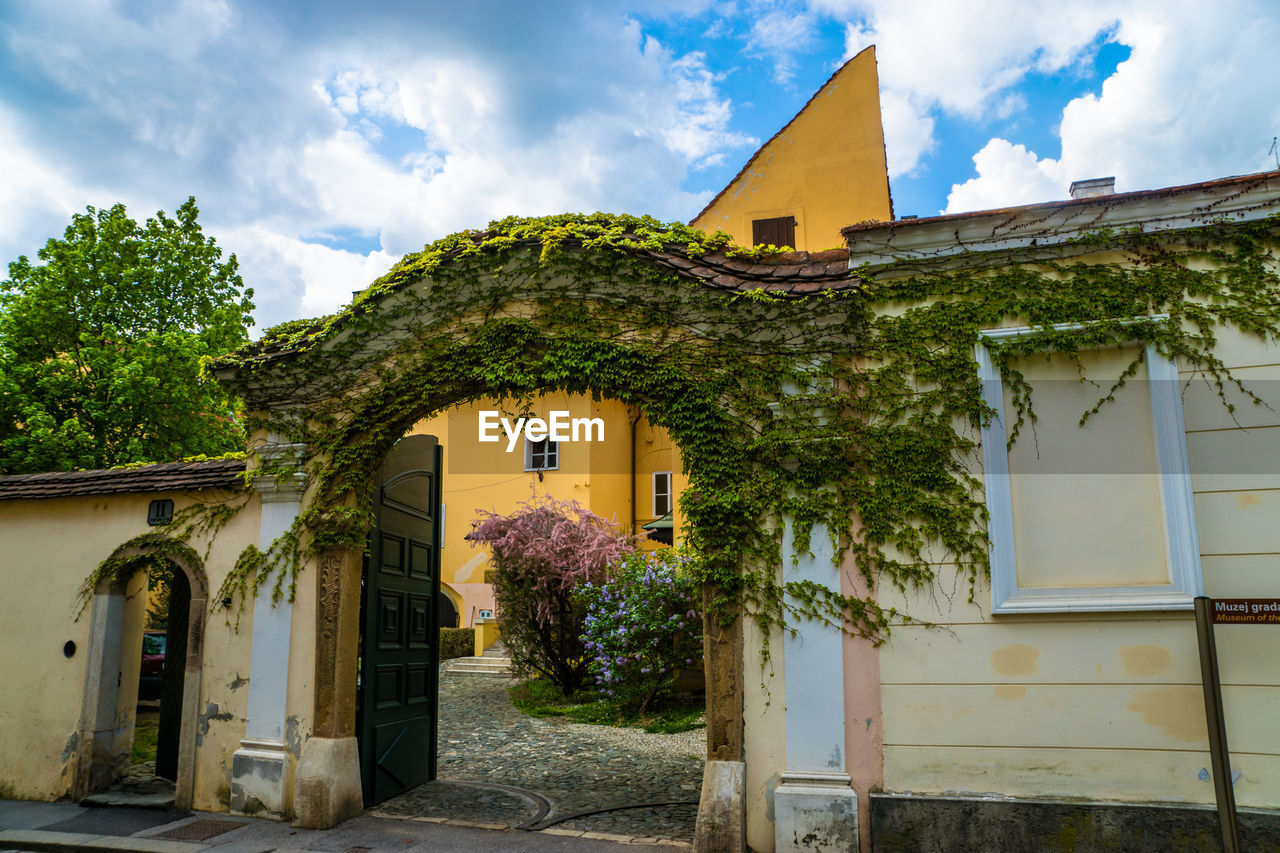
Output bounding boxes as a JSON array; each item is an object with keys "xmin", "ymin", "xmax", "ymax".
[
  {"xmin": 578, "ymin": 548, "xmax": 703, "ymax": 714},
  {"xmin": 469, "ymin": 494, "xmax": 634, "ymax": 694},
  {"xmin": 438, "ymin": 627, "xmax": 475, "ymax": 661}
]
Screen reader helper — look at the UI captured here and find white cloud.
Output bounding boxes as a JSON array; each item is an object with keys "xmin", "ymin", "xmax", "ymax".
[
  {"xmin": 746, "ymin": 7, "xmax": 819, "ymax": 82},
  {"xmin": 945, "ymin": 139, "xmax": 1065, "ymax": 213},
  {"xmin": 945, "ymin": 1, "xmax": 1280, "ymax": 212},
  {"xmin": 223, "ymin": 226, "xmax": 397, "ymax": 321},
  {"xmin": 0, "ymin": 1, "xmax": 757, "ymax": 327},
  {"xmin": 830, "ymin": 0, "xmax": 1118, "ymax": 116},
  {"xmin": 877, "ymin": 89, "xmax": 935, "ymax": 177},
  {"xmin": 825, "ymin": 0, "xmax": 1122, "ymax": 180},
  {"xmin": 0, "ymin": 107, "xmax": 88, "ymax": 266}
]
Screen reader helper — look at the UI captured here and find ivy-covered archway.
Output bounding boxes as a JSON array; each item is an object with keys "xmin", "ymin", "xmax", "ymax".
[{"xmin": 208, "ymin": 215, "xmax": 879, "ymax": 824}]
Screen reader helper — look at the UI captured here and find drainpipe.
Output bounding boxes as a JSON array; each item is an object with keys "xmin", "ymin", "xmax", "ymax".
[{"xmin": 630, "ymin": 407, "xmax": 642, "ymax": 537}]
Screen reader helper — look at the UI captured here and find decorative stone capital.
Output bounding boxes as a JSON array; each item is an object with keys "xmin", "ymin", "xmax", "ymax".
[{"xmin": 253, "ymin": 441, "xmax": 308, "ymax": 503}]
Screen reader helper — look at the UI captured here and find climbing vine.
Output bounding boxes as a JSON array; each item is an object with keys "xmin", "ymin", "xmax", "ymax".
[{"xmin": 95, "ymin": 210, "xmax": 1280, "ymax": 651}]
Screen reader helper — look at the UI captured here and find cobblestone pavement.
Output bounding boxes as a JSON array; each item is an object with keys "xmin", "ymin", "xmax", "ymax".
[{"xmin": 374, "ymin": 671, "xmax": 705, "ymax": 842}]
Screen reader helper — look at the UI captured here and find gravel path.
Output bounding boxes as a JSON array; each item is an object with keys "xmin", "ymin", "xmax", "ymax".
[{"xmin": 374, "ymin": 671, "xmax": 705, "ymax": 842}]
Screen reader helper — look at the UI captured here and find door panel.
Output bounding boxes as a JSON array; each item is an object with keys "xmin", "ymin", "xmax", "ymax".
[{"xmin": 358, "ymin": 435, "xmax": 442, "ymax": 805}]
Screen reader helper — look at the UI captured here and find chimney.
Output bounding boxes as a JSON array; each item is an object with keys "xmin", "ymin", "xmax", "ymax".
[{"xmin": 1069, "ymin": 177, "xmax": 1116, "ymax": 200}]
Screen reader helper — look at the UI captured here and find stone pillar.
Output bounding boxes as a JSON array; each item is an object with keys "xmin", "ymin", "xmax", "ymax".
[
  {"xmin": 293, "ymin": 546, "xmax": 365, "ymax": 828},
  {"xmin": 231, "ymin": 442, "xmax": 306, "ymax": 818},
  {"xmin": 774, "ymin": 520, "xmax": 859, "ymax": 851}
]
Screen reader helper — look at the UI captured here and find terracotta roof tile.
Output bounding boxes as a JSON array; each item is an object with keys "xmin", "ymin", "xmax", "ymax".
[{"xmin": 0, "ymin": 459, "xmax": 248, "ymax": 501}]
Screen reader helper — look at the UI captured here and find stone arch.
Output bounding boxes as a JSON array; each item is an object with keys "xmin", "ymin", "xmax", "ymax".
[
  {"xmin": 73, "ymin": 537, "xmax": 208, "ymax": 810},
  {"xmin": 213, "ymin": 229, "xmax": 859, "ymax": 827}
]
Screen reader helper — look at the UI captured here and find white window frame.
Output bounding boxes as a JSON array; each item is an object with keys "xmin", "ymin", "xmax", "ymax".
[
  {"xmin": 523, "ymin": 438, "xmax": 559, "ymax": 472},
  {"xmin": 653, "ymin": 471, "xmax": 673, "ymax": 518},
  {"xmin": 976, "ymin": 317, "xmax": 1203, "ymax": 614}
]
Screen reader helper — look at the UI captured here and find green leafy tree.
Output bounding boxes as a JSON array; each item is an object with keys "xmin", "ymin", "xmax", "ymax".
[{"xmin": 0, "ymin": 198, "xmax": 254, "ymax": 472}]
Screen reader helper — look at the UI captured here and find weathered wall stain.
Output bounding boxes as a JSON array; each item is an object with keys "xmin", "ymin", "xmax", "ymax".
[
  {"xmin": 285, "ymin": 715, "xmax": 305, "ymax": 758},
  {"xmin": 1237, "ymin": 493, "xmax": 1261, "ymax": 510},
  {"xmin": 60, "ymin": 731, "xmax": 78, "ymax": 763},
  {"xmin": 1127, "ymin": 687, "xmax": 1205, "ymax": 743},
  {"xmin": 1118, "ymin": 645, "xmax": 1173, "ymax": 677},
  {"xmin": 196, "ymin": 702, "xmax": 233, "ymax": 746},
  {"xmin": 228, "ymin": 674, "xmax": 248, "ymax": 691},
  {"xmin": 995, "ymin": 685, "xmax": 1027, "ymax": 701},
  {"xmin": 991, "ymin": 644, "xmax": 1040, "ymax": 677}
]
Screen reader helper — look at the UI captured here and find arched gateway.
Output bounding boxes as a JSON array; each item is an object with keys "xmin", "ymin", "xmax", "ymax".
[{"xmin": 208, "ymin": 216, "xmax": 865, "ymax": 834}]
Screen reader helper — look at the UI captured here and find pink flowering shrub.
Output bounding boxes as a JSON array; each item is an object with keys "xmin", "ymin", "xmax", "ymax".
[
  {"xmin": 577, "ymin": 548, "xmax": 703, "ymax": 714},
  {"xmin": 469, "ymin": 495, "xmax": 635, "ymax": 695}
]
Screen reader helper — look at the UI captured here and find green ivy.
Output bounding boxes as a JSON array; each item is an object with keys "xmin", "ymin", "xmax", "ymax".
[{"xmin": 95, "ymin": 212, "xmax": 1280, "ymax": 653}]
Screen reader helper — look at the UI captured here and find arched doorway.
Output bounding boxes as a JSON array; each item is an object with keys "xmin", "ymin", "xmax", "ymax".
[
  {"xmin": 73, "ymin": 538, "xmax": 207, "ymax": 810},
  {"xmin": 154, "ymin": 563, "xmax": 190, "ymax": 782}
]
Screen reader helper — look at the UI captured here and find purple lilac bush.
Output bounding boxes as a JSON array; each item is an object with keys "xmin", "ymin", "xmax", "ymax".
[{"xmin": 578, "ymin": 547, "xmax": 703, "ymax": 714}]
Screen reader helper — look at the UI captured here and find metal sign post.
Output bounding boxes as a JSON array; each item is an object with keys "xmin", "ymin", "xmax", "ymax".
[{"xmin": 1193, "ymin": 595, "xmax": 1252, "ymax": 853}]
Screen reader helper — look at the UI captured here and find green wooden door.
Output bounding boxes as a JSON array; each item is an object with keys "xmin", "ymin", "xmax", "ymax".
[{"xmin": 357, "ymin": 434, "xmax": 442, "ymax": 805}]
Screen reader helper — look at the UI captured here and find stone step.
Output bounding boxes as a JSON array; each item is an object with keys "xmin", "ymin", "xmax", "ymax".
[{"xmin": 444, "ymin": 656, "xmax": 513, "ymax": 677}]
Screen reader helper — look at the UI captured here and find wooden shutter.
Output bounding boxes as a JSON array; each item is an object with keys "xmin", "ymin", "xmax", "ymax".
[{"xmin": 752, "ymin": 216, "xmax": 797, "ymax": 248}]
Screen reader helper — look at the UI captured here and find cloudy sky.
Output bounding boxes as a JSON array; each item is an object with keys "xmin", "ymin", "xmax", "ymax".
[{"xmin": 3, "ymin": 1, "xmax": 1278, "ymax": 329}]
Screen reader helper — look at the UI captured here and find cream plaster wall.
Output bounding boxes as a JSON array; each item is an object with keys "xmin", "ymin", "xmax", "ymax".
[
  {"xmin": 875, "ymin": 320, "xmax": 1280, "ymax": 810},
  {"xmin": 0, "ymin": 489, "xmax": 261, "ymax": 808},
  {"xmin": 742, "ymin": 608, "xmax": 786, "ymax": 853}
]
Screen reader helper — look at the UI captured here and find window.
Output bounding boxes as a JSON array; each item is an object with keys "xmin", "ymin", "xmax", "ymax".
[
  {"xmin": 524, "ymin": 438, "xmax": 558, "ymax": 471},
  {"xmin": 752, "ymin": 215, "xmax": 796, "ymax": 248},
  {"xmin": 653, "ymin": 471, "xmax": 673, "ymax": 517},
  {"xmin": 976, "ymin": 319, "xmax": 1203, "ymax": 614}
]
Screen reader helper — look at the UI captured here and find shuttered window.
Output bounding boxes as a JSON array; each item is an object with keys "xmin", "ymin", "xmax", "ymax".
[{"xmin": 752, "ymin": 216, "xmax": 797, "ymax": 248}]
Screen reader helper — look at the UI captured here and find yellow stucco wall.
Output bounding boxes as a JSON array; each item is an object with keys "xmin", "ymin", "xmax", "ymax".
[
  {"xmin": 0, "ymin": 489, "xmax": 261, "ymax": 806},
  {"xmin": 410, "ymin": 393, "xmax": 684, "ymax": 626},
  {"xmin": 874, "ymin": 294, "xmax": 1280, "ymax": 809},
  {"xmin": 690, "ymin": 45, "xmax": 892, "ymax": 251}
]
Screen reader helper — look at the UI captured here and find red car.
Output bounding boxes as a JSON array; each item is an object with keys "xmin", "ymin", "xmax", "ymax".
[{"xmin": 138, "ymin": 631, "xmax": 166, "ymax": 700}]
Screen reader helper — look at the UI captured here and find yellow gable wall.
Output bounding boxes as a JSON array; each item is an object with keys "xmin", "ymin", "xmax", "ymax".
[
  {"xmin": 689, "ymin": 45, "xmax": 893, "ymax": 251},
  {"xmin": 873, "ymin": 303, "xmax": 1280, "ymax": 809},
  {"xmin": 0, "ymin": 490, "xmax": 261, "ymax": 806},
  {"xmin": 409, "ymin": 394, "xmax": 685, "ymax": 627}
]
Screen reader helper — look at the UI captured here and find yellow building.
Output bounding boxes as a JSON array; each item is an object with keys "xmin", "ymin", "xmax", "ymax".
[{"xmin": 690, "ymin": 44, "xmax": 893, "ymax": 250}]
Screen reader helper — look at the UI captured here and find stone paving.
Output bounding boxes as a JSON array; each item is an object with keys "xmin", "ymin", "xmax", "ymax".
[{"xmin": 373, "ymin": 670, "xmax": 705, "ymax": 843}]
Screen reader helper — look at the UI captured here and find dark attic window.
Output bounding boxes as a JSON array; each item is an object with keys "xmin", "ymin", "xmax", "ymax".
[
  {"xmin": 752, "ymin": 215, "xmax": 797, "ymax": 248},
  {"xmin": 147, "ymin": 499, "xmax": 174, "ymax": 526}
]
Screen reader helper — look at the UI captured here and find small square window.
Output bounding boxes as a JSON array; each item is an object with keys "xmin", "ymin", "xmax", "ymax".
[
  {"xmin": 653, "ymin": 471, "xmax": 673, "ymax": 517},
  {"xmin": 524, "ymin": 438, "xmax": 559, "ymax": 471}
]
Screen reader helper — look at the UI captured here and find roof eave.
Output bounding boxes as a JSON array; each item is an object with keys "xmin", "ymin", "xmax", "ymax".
[{"xmin": 843, "ymin": 170, "xmax": 1280, "ymax": 273}]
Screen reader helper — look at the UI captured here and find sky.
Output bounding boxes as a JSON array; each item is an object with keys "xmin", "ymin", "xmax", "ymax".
[{"xmin": 2, "ymin": 1, "xmax": 1279, "ymax": 331}]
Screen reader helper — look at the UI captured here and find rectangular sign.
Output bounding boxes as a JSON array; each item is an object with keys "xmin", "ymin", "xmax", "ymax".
[{"xmin": 1211, "ymin": 598, "xmax": 1280, "ymax": 625}]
